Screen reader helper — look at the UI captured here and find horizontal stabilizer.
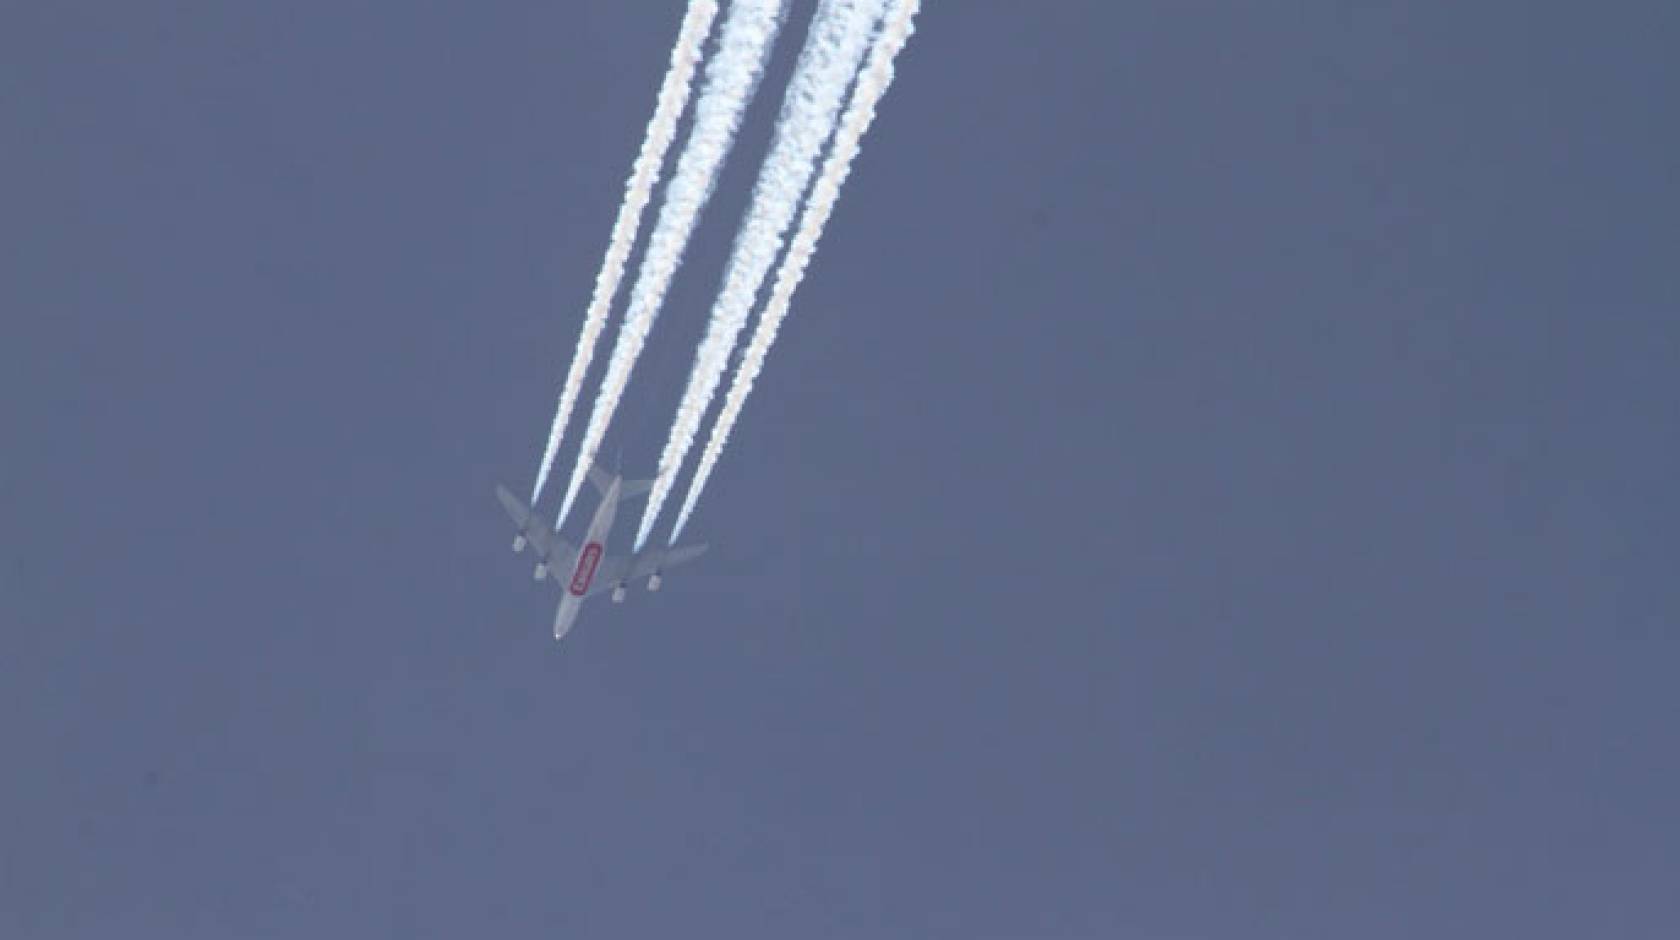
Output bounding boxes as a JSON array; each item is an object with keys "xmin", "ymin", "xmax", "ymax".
[{"xmin": 586, "ymin": 462, "xmax": 659, "ymax": 502}]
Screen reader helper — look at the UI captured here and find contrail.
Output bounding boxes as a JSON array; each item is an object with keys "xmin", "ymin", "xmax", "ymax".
[
  {"xmin": 670, "ymin": 0, "xmax": 920, "ymax": 543},
  {"xmin": 528, "ymin": 0, "xmax": 721, "ymax": 506},
  {"xmin": 634, "ymin": 0, "xmax": 888, "ymax": 551},
  {"xmin": 554, "ymin": 0, "xmax": 788, "ymax": 528}
]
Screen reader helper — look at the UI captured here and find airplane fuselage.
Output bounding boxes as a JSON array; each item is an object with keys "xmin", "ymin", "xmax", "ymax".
[{"xmin": 552, "ymin": 474, "xmax": 621, "ymax": 637}]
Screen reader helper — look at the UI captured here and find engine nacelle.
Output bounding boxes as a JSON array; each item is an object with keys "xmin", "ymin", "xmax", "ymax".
[
  {"xmin": 611, "ymin": 584, "xmax": 627, "ymax": 603},
  {"xmin": 647, "ymin": 573, "xmax": 663, "ymax": 592},
  {"xmin": 533, "ymin": 562, "xmax": 547, "ymax": 580},
  {"xmin": 512, "ymin": 534, "xmax": 527, "ymax": 553}
]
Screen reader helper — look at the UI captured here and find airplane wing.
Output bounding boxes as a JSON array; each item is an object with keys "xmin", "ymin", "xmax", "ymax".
[
  {"xmin": 628, "ymin": 543, "xmax": 709, "ymax": 580},
  {"xmin": 575, "ymin": 544, "xmax": 707, "ymax": 597},
  {"xmin": 496, "ymin": 484, "xmax": 576, "ymax": 563},
  {"xmin": 580, "ymin": 555, "xmax": 630, "ymax": 598}
]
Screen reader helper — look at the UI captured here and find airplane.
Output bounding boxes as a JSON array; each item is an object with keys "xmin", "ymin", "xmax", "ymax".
[{"xmin": 496, "ymin": 464, "xmax": 708, "ymax": 641}]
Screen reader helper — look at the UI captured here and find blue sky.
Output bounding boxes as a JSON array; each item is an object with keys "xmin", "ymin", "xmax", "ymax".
[{"xmin": 3, "ymin": 2, "xmax": 1677, "ymax": 936}]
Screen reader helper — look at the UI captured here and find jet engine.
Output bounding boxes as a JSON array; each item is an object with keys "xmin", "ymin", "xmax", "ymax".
[
  {"xmin": 611, "ymin": 584, "xmax": 627, "ymax": 603},
  {"xmin": 533, "ymin": 562, "xmax": 547, "ymax": 580},
  {"xmin": 647, "ymin": 573, "xmax": 663, "ymax": 592},
  {"xmin": 512, "ymin": 534, "xmax": 527, "ymax": 553}
]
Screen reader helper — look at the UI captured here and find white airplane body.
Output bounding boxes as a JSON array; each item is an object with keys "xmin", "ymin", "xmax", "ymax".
[{"xmin": 497, "ymin": 466, "xmax": 707, "ymax": 641}]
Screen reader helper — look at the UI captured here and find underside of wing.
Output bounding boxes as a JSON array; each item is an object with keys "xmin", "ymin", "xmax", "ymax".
[
  {"xmin": 496, "ymin": 484, "xmax": 534, "ymax": 529},
  {"xmin": 628, "ymin": 543, "xmax": 709, "ymax": 581},
  {"xmin": 497, "ymin": 484, "xmax": 576, "ymax": 567},
  {"xmin": 531, "ymin": 528, "xmax": 577, "ymax": 566},
  {"xmin": 581, "ymin": 555, "xmax": 631, "ymax": 597}
]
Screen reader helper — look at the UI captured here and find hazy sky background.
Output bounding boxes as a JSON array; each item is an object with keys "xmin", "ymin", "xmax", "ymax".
[{"xmin": 4, "ymin": 2, "xmax": 1676, "ymax": 936}]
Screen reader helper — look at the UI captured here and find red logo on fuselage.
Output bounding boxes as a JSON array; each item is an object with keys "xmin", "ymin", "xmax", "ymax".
[{"xmin": 569, "ymin": 543, "xmax": 603, "ymax": 596}]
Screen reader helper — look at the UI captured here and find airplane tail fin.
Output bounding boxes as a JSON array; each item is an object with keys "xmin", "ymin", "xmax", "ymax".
[{"xmin": 586, "ymin": 462, "xmax": 614, "ymax": 498}]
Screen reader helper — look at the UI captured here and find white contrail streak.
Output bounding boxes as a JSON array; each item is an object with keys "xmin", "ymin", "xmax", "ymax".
[
  {"xmin": 634, "ymin": 0, "xmax": 887, "ymax": 551},
  {"xmin": 554, "ymin": 0, "xmax": 788, "ymax": 528},
  {"xmin": 670, "ymin": 0, "xmax": 920, "ymax": 543},
  {"xmin": 528, "ymin": 0, "xmax": 720, "ymax": 506}
]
